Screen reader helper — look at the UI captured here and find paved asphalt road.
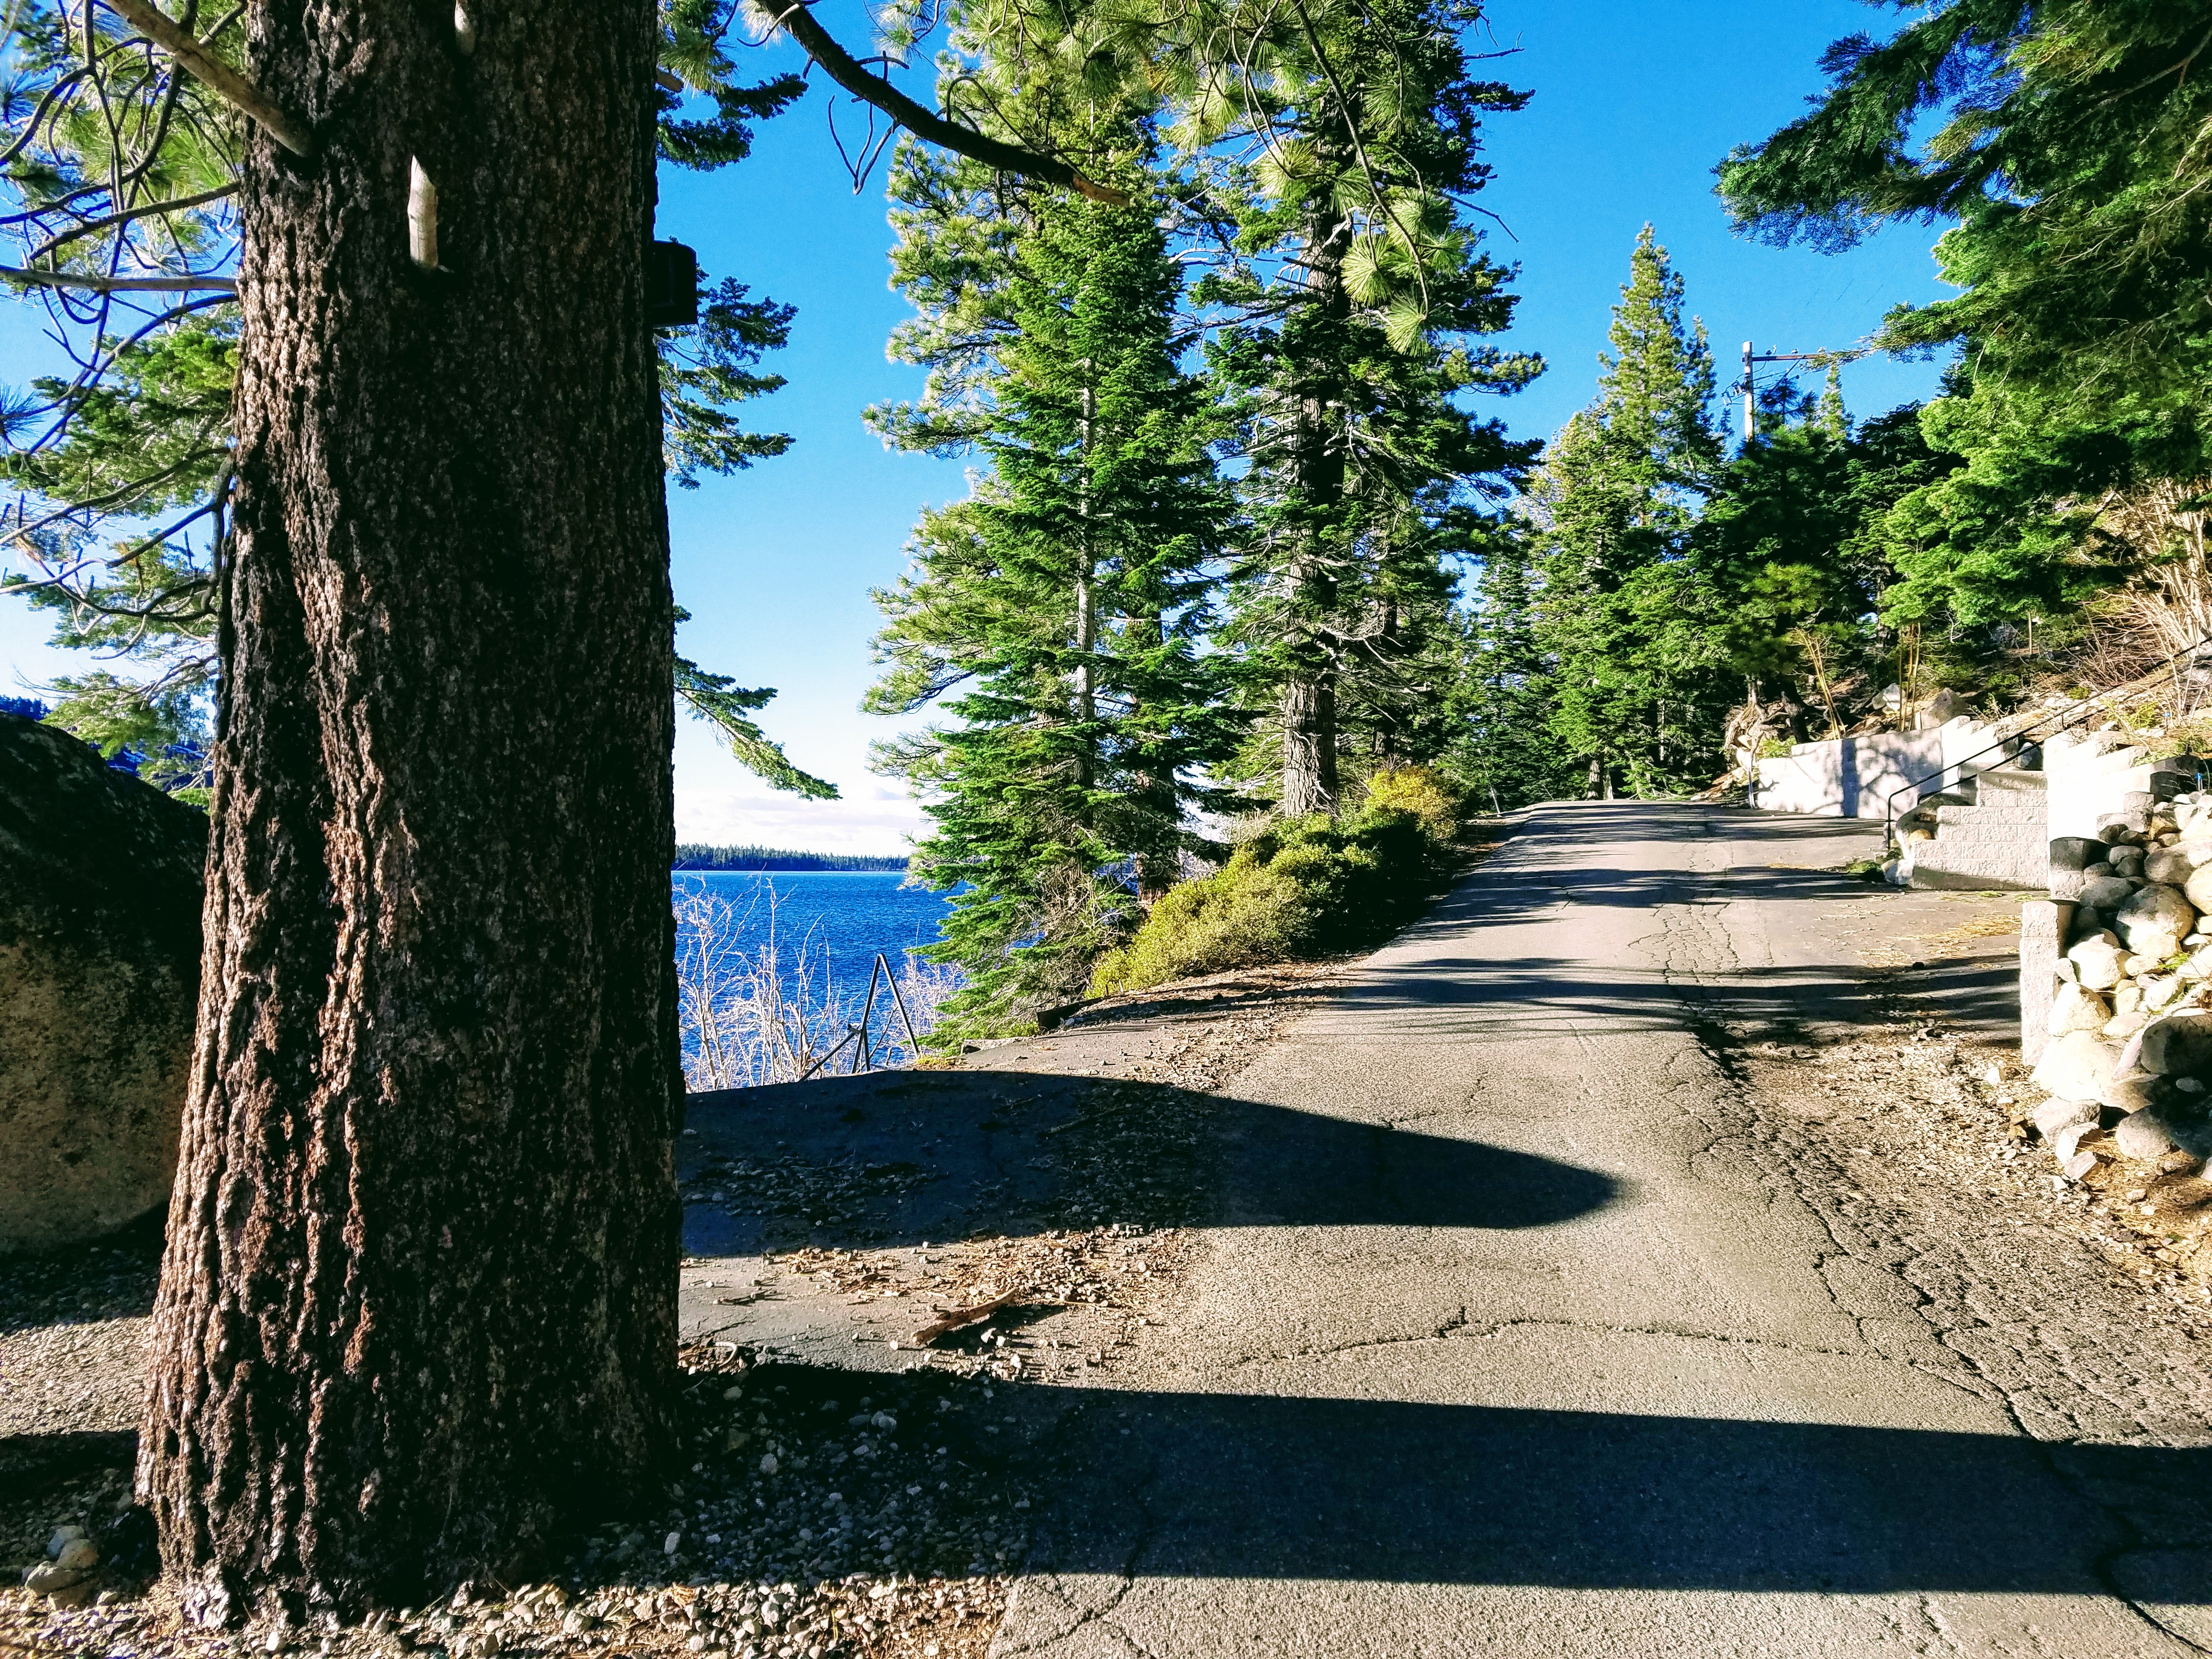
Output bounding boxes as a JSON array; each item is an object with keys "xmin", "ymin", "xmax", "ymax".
[{"xmin": 989, "ymin": 802, "xmax": 2212, "ymax": 1658}]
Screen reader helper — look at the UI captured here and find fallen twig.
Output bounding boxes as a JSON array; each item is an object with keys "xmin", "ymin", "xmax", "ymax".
[{"xmin": 910, "ymin": 1289, "xmax": 1019, "ymax": 1346}]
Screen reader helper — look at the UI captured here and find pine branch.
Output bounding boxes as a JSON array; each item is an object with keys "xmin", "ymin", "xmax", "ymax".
[
  {"xmin": 772, "ymin": 3, "xmax": 1128, "ymax": 206},
  {"xmin": 103, "ymin": 0, "xmax": 314, "ymax": 157},
  {"xmin": 27, "ymin": 182, "xmax": 236, "ymax": 264},
  {"xmin": 675, "ymin": 652, "xmax": 840, "ymax": 799}
]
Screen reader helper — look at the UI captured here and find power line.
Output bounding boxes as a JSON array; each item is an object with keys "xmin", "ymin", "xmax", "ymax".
[{"xmin": 1739, "ymin": 341, "xmax": 1864, "ymax": 444}]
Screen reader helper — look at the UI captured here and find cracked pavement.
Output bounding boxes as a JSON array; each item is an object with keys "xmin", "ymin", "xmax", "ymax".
[{"xmin": 989, "ymin": 802, "xmax": 2212, "ymax": 1658}]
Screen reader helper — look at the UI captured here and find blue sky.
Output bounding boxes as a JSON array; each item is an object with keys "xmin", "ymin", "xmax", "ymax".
[{"xmin": 1, "ymin": 0, "xmax": 1950, "ymax": 854}]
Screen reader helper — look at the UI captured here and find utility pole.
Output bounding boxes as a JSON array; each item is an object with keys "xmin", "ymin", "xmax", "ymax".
[
  {"xmin": 1739, "ymin": 343, "xmax": 1860, "ymax": 444},
  {"xmin": 1742, "ymin": 341, "xmax": 1752, "ymax": 445}
]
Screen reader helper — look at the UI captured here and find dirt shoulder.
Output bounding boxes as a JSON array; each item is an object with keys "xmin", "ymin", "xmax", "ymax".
[
  {"xmin": 1714, "ymin": 882, "xmax": 2212, "ymax": 1341},
  {"xmin": 1, "ymin": 944, "xmax": 1358, "ymax": 1659}
]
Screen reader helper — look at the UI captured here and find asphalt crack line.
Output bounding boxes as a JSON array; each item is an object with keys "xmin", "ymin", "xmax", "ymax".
[
  {"xmin": 1677, "ymin": 984, "xmax": 2212, "ymax": 1654},
  {"xmin": 1215, "ymin": 1309, "xmax": 1872, "ymax": 1370}
]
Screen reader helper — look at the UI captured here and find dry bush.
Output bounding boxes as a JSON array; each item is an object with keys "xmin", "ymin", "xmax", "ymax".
[{"xmin": 673, "ymin": 879, "xmax": 957, "ymax": 1088}]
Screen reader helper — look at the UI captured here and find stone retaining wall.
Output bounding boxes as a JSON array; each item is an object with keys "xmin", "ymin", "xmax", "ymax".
[{"xmin": 2022, "ymin": 788, "xmax": 2212, "ymax": 1168}]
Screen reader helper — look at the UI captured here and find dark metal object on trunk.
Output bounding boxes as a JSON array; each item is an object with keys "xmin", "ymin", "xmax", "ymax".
[{"xmin": 646, "ymin": 239, "xmax": 698, "ymax": 329}]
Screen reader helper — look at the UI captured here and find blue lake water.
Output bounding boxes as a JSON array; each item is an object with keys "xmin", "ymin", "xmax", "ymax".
[
  {"xmin": 670, "ymin": 871, "xmax": 958, "ymax": 1086},
  {"xmin": 672, "ymin": 870, "xmax": 952, "ymax": 983}
]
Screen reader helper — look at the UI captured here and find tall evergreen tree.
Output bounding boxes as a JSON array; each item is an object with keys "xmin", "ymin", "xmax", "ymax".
[
  {"xmin": 1528, "ymin": 227, "xmax": 1724, "ymax": 795},
  {"xmin": 0, "ymin": 0, "xmax": 1142, "ymax": 1604},
  {"xmin": 1186, "ymin": 0, "xmax": 1538, "ymax": 814},
  {"xmin": 868, "ymin": 148, "xmax": 1234, "ymax": 1023},
  {"xmin": 1452, "ymin": 524, "xmax": 1577, "ymax": 809}
]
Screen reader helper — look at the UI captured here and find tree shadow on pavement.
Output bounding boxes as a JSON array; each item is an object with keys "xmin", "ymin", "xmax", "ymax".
[
  {"xmin": 679, "ymin": 1072, "xmax": 1623, "ymax": 1257},
  {"xmin": 1005, "ymin": 1389, "xmax": 2211, "ymax": 1598}
]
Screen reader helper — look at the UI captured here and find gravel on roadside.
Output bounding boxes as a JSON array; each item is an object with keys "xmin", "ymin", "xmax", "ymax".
[{"xmin": 3, "ymin": 949, "xmax": 1355, "ymax": 1659}]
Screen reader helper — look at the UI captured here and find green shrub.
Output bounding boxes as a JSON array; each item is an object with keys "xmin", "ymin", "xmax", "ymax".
[
  {"xmin": 1361, "ymin": 765, "xmax": 1459, "ymax": 843},
  {"xmin": 1087, "ymin": 803, "xmax": 1449, "ymax": 996}
]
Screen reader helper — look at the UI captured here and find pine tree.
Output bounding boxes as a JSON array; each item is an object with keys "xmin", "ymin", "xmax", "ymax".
[
  {"xmin": 1719, "ymin": 1, "xmax": 2212, "ymax": 663},
  {"xmin": 1190, "ymin": 0, "xmax": 1539, "ymax": 814},
  {"xmin": 868, "ymin": 156, "xmax": 1234, "ymax": 1023},
  {"xmin": 1453, "ymin": 526, "xmax": 1577, "ymax": 809},
  {"xmin": 1529, "ymin": 227, "xmax": 1723, "ymax": 795},
  {"xmin": 1, "ymin": 4, "xmax": 829, "ymax": 798}
]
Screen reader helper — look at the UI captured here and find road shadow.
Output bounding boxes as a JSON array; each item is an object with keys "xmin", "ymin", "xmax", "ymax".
[
  {"xmin": 679, "ymin": 1073, "xmax": 1622, "ymax": 1256},
  {"xmin": 1000, "ymin": 1388, "xmax": 2211, "ymax": 1599}
]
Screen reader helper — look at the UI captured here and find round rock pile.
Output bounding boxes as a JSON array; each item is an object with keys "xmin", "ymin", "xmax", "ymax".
[{"xmin": 2034, "ymin": 793, "xmax": 2212, "ymax": 1174}]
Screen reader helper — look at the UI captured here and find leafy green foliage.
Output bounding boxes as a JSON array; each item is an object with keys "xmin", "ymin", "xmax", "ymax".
[
  {"xmin": 1720, "ymin": 2, "xmax": 2212, "ymax": 409},
  {"xmin": 662, "ymin": 280, "xmax": 795, "ymax": 487},
  {"xmin": 1192, "ymin": 0, "xmax": 1541, "ymax": 811},
  {"xmin": 672, "ymin": 610, "xmax": 837, "ymax": 798},
  {"xmin": 656, "ymin": 1, "xmax": 806, "ymax": 172},
  {"xmin": 1086, "ymin": 804, "xmax": 1449, "ymax": 995},
  {"xmin": 1526, "ymin": 228, "xmax": 1728, "ymax": 794},
  {"xmin": 1719, "ymin": 1, "xmax": 2212, "ymax": 649},
  {"xmin": 0, "ymin": 1, "xmax": 830, "ymax": 797},
  {"xmin": 1446, "ymin": 527, "xmax": 1580, "ymax": 809}
]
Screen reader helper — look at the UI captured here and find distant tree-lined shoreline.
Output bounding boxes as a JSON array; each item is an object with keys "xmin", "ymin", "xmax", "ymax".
[{"xmin": 672, "ymin": 843, "xmax": 909, "ymax": 873}]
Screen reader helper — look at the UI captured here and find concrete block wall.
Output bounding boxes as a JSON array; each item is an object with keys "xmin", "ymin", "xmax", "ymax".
[
  {"xmin": 2041, "ymin": 730, "xmax": 2161, "ymax": 839},
  {"xmin": 1753, "ymin": 716, "xmax": 2005, "ymax": 818},
  {"xmin": 1749, "ymin": 715, "xmax": 2212, "ymax": 1064},
  {"xmin": 2019, "ymin": 899, "xmax": 2073, "ymax": 1066}
]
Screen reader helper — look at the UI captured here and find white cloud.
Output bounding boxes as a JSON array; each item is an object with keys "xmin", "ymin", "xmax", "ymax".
[{"xmin": 675, "ymin": 785, "xmax": 928, "ymax": 856}]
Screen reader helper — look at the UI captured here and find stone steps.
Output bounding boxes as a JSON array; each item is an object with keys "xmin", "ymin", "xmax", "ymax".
[
  {"xmin": 1974, "ymin": 766, "xmax": 2049, "ymax": 799},
  {"xmin": 1908, "ymin": 764, "xmax": 2049, "ymax": 891}
]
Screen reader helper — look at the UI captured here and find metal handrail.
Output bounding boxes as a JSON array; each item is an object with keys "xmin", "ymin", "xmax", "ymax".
[
  {"xmin": 1880, "ymin": 634, "xmax": 2212, "ymax": 847},
  {"xmin": 794, "ymin": 953, "xmax": 926, "ymax": 1081}
]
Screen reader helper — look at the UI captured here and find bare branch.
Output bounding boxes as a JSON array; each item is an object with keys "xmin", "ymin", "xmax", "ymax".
[
  {"xmin": 0, "ymin": 264, "xmax": 234, "ymax": 291},
  {"xmin": 27, "ymin": 180, "xmax": 236, "ymax": 263},
  {"xmin": 774, "ymin": 3, "xmax": 1128, "ymax": 205},
  {"xmin": 103, "ymin": 0, "xmax": 313, "ymax": 156}
]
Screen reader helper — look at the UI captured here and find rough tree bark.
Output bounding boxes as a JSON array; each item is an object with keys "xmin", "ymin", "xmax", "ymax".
[
  {"xmin": 139, "ymin": 0, "xmax": 679, "ymax": 1618},
  {"xmin": 1277, "ymin": 206, "xmax": 1350, "ymax": 819}
]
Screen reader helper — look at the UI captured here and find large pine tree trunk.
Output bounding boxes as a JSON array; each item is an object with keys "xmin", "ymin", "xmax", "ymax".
[
  {"xmin": 1279, "ymin": 665, "xmax": 1338, "ymax": 816},
  {"xmin": 1278, "ymin": 204, "xmax": 1348, "ymax": 819},
  {"xmin": 139, "ymin": 1, "xmax": 679, "ymax": 1618}
]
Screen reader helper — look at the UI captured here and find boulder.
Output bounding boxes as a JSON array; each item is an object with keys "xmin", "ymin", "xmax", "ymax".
[
  {"xmin": 2138, "ymin": 1011, "xmax": 2212, "ymax": 1077},
  {"xmin": 2117, "ymin": 882, "xmax": 2196, "ymax": 959},
  {"xmin": 2187, "ymin": 861, "xmax": 2212, "ymax": 916},
  {"xmin": 2147, "ymin": 845, "xmax": 2202, "ymax": 885},
  {"xmin": 0, "ymin": 714, "xmax": 204, "ymax": 1254},
  {"xmin": 2079, "ymin": 874, "xmax": 2140, "ymax": 913},
  {"xmin": 2115, "ymin": 1108, "xmax": 2179, "ymax": 1160},
  {"xmin": 2047, "ymin": 983, "xmax": 2112, "ymax": 1036},
  {"xmin": 2109, "ymin": 847, "xmax": 2147, "ymax": 879},
  {"xmin": 2050, "ymin": 836, "xmax": 2107, "ymax": 873},
  {"xmin": 2032, "ymin": 1031, "xmax": 2120, "ymax": 1102},
  {"xmin": 2053, "ymin": 1120, "xmax": 2100, "ymax": 1163},
  {"xmin": 2100, "ymin": 1071, "xmax": 2158, "ymax": 1114},
  {"xmin": 2034, "ymin": 1095, "xmax": 2100, "ymax": 1138},
  {"xmin": 2066, "ymin": 932, "xmax": 2126, "ymax": 991}
]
